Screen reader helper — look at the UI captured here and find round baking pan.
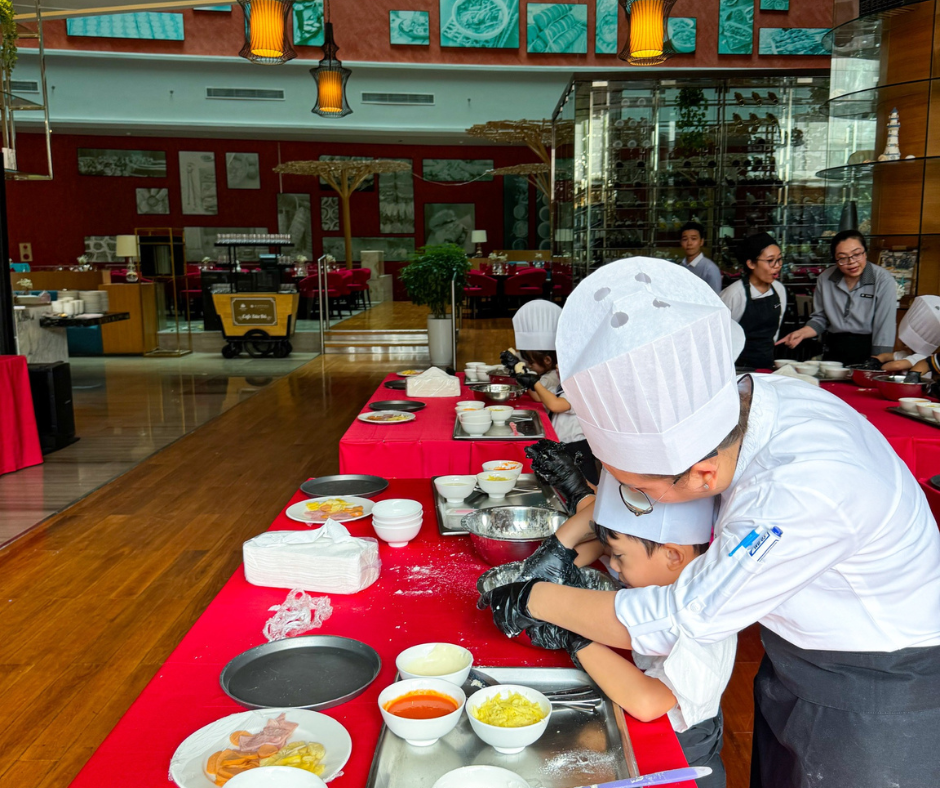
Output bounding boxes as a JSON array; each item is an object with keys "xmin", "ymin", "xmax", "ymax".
[
  {"xmin": 384, "ymin": 379, "xmax": 407, "ymax": 390},
  {"xmin": 300, "ymin": 474, "xmax": 389, "ymax": 498},
  {"xmin": 369, "ymin": 400, "xmax": 426, "ymax": 413}
]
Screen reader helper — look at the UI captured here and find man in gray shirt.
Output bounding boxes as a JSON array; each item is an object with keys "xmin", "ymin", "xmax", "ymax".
[
  {"xmin": 777, "ymin": 230, "xmax": 897, "ymax": 364},
  {"xmin": 680, "ymin": 222, "xmax": 722, "ymax": 294}
]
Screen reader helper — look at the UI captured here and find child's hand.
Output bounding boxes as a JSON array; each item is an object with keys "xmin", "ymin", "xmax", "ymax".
[
  {"xmin": 516, "ymin": 371, "xmax": 539, "ymax": 391},
  {"xmin": 525, "ymin": 439, "xmax": 594, "ymax": 510},
  {"xmin": 526, "ymin": 623, "xmax": 591, "ymax": 658},
  {"xmin": 882, "ymin": 359, "xmax": 912, "ymax": 372},
  {"xmin": 516, "ymin": 534, "xmax": 581, "ymax": 585},
  {"xmin": 500, "ymin": 349, "xmax": 523, "ymax": 372},
  {"xmin": 477, "ymin": 580, "xmax": 541, "ymax": 637}
]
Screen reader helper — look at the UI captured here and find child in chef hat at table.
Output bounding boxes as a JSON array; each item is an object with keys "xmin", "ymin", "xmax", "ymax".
[
  {"xmin": 501, "ymin": 300, "xmax": 600, "ymax": 485},
  {"xmin": 877, "ymin": 295, "xmax": 940, "ymax": 375},
  {"xmin": 525, "ymin": 472, "xmax": 734, "ymax": 788}
]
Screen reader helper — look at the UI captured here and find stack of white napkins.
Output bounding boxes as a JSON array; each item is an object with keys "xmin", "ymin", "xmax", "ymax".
[
  {"xmin": 772, "ymin": 364, "xmax": 820, "ymax": 387},
  {"xmin": 406, "ymin": 366, "xmax": 461, "ymax": 397},
  {"xmin": 243, "ymin": 519, "xmax": 381, "ymax": 594}
]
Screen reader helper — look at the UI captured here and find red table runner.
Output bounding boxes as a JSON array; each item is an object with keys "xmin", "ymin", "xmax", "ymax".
[
  {"xmin": 70, "ymin": 479, "xmax": 692, "ymax": 788},
  {"xmin": 339, "ymin": 375, "xmax": 559, "ymax": 477},
  {"xmin": 0, "ymin": 355, "xmax": 42, "ymax": 477}
]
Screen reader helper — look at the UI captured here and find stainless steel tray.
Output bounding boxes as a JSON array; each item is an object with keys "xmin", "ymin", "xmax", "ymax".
[
  {"xmin": 365, "ymin": 666, "xmax": 638, "ymax": 788},
  {"xmin": 887, "ymin": 406, "xmax": 940, "ymax": 430},
  {"xmin": 433, "ymin": 474, "xmax": 567, "ymax": 537},
  {"xmin": 453, "ymin": 411, "xmax": 546, "ymax": 441}
]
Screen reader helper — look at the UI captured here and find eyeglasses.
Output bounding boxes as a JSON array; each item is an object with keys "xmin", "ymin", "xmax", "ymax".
[
  {"xmin": 618, "ymin": 450, "xmax": 719, "ymax": 517},
  {"xmin": 835, "ymin": 250, "xmax": 865, "ymax": 266},
  {"xmin": 756, "ymin": 256, "xmax": 784, "ymax": 269}
]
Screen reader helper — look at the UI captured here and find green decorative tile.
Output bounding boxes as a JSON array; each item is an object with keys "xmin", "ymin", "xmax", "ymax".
[
  {"xmin": 293, "ymin": 0, "xmax": 324, "ymax": 47},
  {"xmin": 441, "ymin": 0, "xmax": 520, "ymax": 48},
  {"xmin": 66, "ymin": 12, "xmax": 184, "ymax": 40},
  {"xmin": 390, "ymin": 11, "xmax": 430, "ymax": 45},
  {"xmin": 595, "ymin": 0, "xmax": 617, "ymax": 54},
  {"xmin": 758, "ymin": 27, "xmax": 828, "ymax": 55},
  {"xmin": 759, "ymin": 0, "xmax": 788, "ymax": 8},
  {"xmin": 718, "ymin": 0, "xmax": 754, "ymax": 55},
  {"xmin": 527, "ymin": 3, "xmax": 588, "ymax": 54},
  {"xmin": 423, "ymin": 159, "xmax": 494, "ymax": 182},
  {"xmin": 667, "ymin": 17, "xmax": 696, "ymax": 54}
]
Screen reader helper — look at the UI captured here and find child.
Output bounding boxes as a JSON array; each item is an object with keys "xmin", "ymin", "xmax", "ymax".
[
  {"xmin": 876, "ymin": 295, "xmax": 940, "ymax": 373},
  {"xmin": 501, "ymin": 300, "xmax": 599, "ymax": 484},
  {"xmin": 680, "ymin": 222, "xmax": 722, "ymax": 294},
  {"xmin": 527, "ymin": 472, "xmax": 734, "ymax": 788}
]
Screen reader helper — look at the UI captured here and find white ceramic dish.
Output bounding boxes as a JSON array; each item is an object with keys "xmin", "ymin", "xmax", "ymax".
[
  {"xmin": 774, "ymin": 359, "xmax": 798, "ymax": 369},
  {"xmin": 169, "ymin": 708, "xmax": 351, "ymax": 788},
  {"xmin": 358, "ymin": 411, "xmax": 416, "ymax": 425},
  {"xmin": 372, "ymin": 499, "xmax": 422, "ymax": 519},
  {"xmin": 285, "ymin": 496, "xmax": 374, "ymax": 524},
  {"xmin": 899, "ymin": 397, "xmax": 930, "ymax": 414},
  {"xmin": 465, "ymin": 685, "xmax": 551, "ymax": 754},
  {"xmin": 378, "ymin": 679, "xmax": 466, "ymax": 747},
  {"xmin": 396, "ymin": 643, "xmax": 473, "ymax": 686},
  {"xmin": 916, "ymin": 402, "xmax": 940, "ymax": 420},
  {"xmin": 456, "ymin": 401, "xmax": 485, "ymax": 411},
  {"xmin": 432, "ymin": 767, "xmax": 531, "ymax": 788},
  {"xmin": 373, "ymin": 519, "xmax": 422, "ymax": 547},
  {"xmin": 481, "ymin": 460, "xmax": 524, "ymax": 475},
  {"xmin": 794, "ymin": 364, "xmax": 818, "ymax": 375},
  {"xmin": 484, "ymin": 406, "xmax": 514, "ymax": 424},
  {"xmin": 227, "ymin": 767, "xmax": 327, "ymax": 788},
  {"xmin": 823, "ymin": 367, "xmax": 853, "ymax": 380},
  {"xmin": 476, "ymin": 472, "xmax": 516, "ymax": 500},
  {"xmin": 818, "ymin": 361, "xmax": 843, "ymax": 369},
  {"xmin": 434, "ymin": 475, "xmax": 478, "ymax": 503},
  {"xmin": 459, "ymin": 409, "xmax": 493, "ymax": 420}
]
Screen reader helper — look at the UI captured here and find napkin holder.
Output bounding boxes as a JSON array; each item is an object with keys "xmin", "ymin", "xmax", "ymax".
[{"xmin": 406, "ymin": 366, "xmax": 460, "ymax": 397}]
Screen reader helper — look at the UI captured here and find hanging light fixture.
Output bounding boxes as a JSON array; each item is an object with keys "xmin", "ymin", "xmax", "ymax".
[
  {"xmin": 237, "ymin": 0, "xmax": 296, "ymax": 65},
  {"xmin": 311, "ymin": 0, "xmax": 352, "ymax": 118},
  {"xmin": 618, "ymin": 0, "xmax": 676, "ymax": 66}
]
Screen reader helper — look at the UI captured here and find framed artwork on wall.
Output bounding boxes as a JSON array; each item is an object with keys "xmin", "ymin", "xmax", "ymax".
[
  {"xmin": 758, "ymin": 28, "xmax": 828, "ymax": 55},
  {"xmin": 379, "ymin": 160, "xmax": 415, "ymax": 233},
  {"xmin": 277, "ymin": 194, "xmax": 313, "ymax": 259},
  {"xmin": 759, "ymin": 0, "xmax": 788, "ymax": 9},
  {"xmin": 179, "ymin": 152, "xmax": 218, "ymax": 216},
  {"xmin": 136, "ymin": 188, "xmax": 170, "ymax": 215},
  {"xmin": 440, "ymin": 0, "xmax": 520, "ymax": 48},
  {"xmin": 323, "ymin": 237, "xmax": 416, "ymax": 262},
  {"xmin": 425, "ymin": 203, "xmax": 475, "ymax": 253},
  {"xmin": 321, "ymin": 197, "xmax": 340, "ymax": 231},
  {"xmin": 595, "ymin": 0, "xmax": 617, "ymax": 54},
  {"xmin": 390, "ymin": 11, "xmax": 430, "ymax": 45},
  {"xmin": 668, "ymin": 18, "xmax": 697, "ymax": 54},
  {"xmin": 77, "ymin": 148, "xmax": 166, "ymax": 177},
  {"xmin": 423, "ymin": 159, "xmax": 493, "ymax": 182},
  {"xmin": 84, "ymin": 236, "xmax": 118, "ymax": 263},
  {"xmin": 66, "ymin": 12, "xmax": 184, "ymax": 40},
  {"xmin": 293, "ymin": 0, "xmax": 325, "ymax": 46},
  {"xmin": 226, "ymin": 153, "xmax": 261, "ymax": 189},
  {"xmin": 527, "ymin": 4, "xmax": 588, "ymax": 54},
  {"xmin": 718, "ymin": 0, "xmax": 754, "ymax": 55}
]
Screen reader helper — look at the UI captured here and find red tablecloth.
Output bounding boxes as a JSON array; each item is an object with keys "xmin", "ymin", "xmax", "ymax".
[
  {"xmin": 339, "ymin": 375, "xmax": 559, "ymax": 477},
  {"xmin": 0, "ymin": 355, "xmax": 42, "ymax": 476},
  {"xmin": 70, "ymin": 479, "xmax": 692, "ymax": 788}
]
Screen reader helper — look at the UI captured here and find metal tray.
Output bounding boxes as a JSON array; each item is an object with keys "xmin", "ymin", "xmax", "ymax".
[
  {"xmin": 384, "ymin": 379, "xmax": 407, "ymax": 390},
  {"xmin": 220, "ymin": 635, "xmax": 381, "ymax": 710},
  {"xmin": 300, "ymin": 474, "xmax": 390, "ymax": 498},
  {"xmin": 432, "ymin": 474, "xmax": 567, "ymax": 537},
  {"xmin": 365, "ymin": 666, "xmax": 638, "ymax": 788},
  {"xmin": 887, "ymin": 406, "xmax": 940, "ymax": 430},
  {"xmin": 370, "ymin": 400, "xmax": 426, "ymax": 413},
  {"xmin": 453, "ymin": 411, "xmax": 545, "ymax": 442}
]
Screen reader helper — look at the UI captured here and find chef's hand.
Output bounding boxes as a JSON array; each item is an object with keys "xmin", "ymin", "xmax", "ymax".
[
  {"xmin": 514, "ymin": 534, "xmax": 581, "ymax": 586},
  {"xmin": 882, "ymin": 359, "xmax": 913, "ymax": 373},
  {"xmin": 525, "ymin": 623, "xmax": 592, "ymax": 658},
  {"xmin": 477, "ymin": 580, "xmax": 541, "ymax": 637},
  {"xmin": 525, "ymin": 439, "xmax": 594, "ymax": 510},
  {"xmin": 516, "ymin": 371, "xmax": 540, "ymax": 391},
  {"xmin": 500, "ymin": 349, "xmax": 523, "ymax": 373},
  {"xmin": 775, "ymin": 326, "xmax": 817, "ymax": 349}
]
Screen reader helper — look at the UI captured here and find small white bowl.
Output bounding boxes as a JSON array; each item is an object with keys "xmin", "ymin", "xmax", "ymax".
[
  {"xmin": 774, "ymin": 359, "xmax": 798, "ymax": 370},
  {"xmin": 462, "ymin": 423, "xmax": 492, "ymax": 437},
  {"xmin": 432, "ymin": 767, "xmax": 531, "ymax": 788},
  {"xmin": 466, "ymin": 362, "xmax": 487, "ymax": 368},
  {"xmin": 823, "ymin": 367, "xmax": 853, "ymax": 380},
  {"xmin": 916, "ymin": 402, "xmax": 940, "ymax": 420},
  {"xmin": 465, "ymin": 684, "xmax": 551, "ymax": 754},
  {"xmin": 373, "ymin": 518, "xmax": 422, "ymax": 547},
  {"xmin": 795, "ymin": 364, "xmax": 818, "ymax": 376},
  {"xmin": 476, "ymin": 472, "xmax": 516, "ymax": 499},
  {"xmin": 396, "ymin": 643, "xmax": 474, "ymax": 686},
  {"xmin": 464, "ymin": 369, "xmax": 480, "ymax": 382},
  {"xmin": 456, "ymin": 401, "xmax": 485, "ymax": 411},
  {"xmin": 818, "ymin": 361, "xmax": 844, "ymax": 369},
  {"xmin": 434, "ymin": 475, "xmax": 478, "ymax": 503},
  {"xmin": 481, "ymin": 460, "xmax": 524, "ymax": 475},
  {"xmin": 459, "ymin": 410, "xmax": 493, "ymax": 422},
  {"xmin": 485, "ymin": 406, "xmax": 514, "ymax": 424},
  {"xmin": 227, "ymin": 766, "xmax": 327, "ymax": 788},
  {"xmin": 373, "ymin": 498, "xmax": 423, "ymax": 519},
  {"xmin": 378, "ymin": 678, "xmax": 466, "ymax": 747},
  {"xmin": 899, "ymin": 397, "xmax": 930, "ymax": 414}
]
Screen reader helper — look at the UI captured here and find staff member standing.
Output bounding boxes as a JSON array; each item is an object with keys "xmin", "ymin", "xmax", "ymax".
[
  {"xmin": 680, "ymin": 222, "xmax": 722, "ymax": 294},
  {"xmin": 777, "ymin": 230, "xmax": 896, "ymax": 364},
  {"xmin": 482, "ymin": 257, "xmax": 940, "ymax": 788},
  {"xmin": 720, "ymin": 232, "xmax": 786, "ymax": 369}
]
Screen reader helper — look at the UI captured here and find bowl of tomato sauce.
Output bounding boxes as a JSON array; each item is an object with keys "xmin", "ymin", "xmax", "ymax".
[{"xmin": 377, "ymin": 678, "xmax": 467, "ymax": 747}]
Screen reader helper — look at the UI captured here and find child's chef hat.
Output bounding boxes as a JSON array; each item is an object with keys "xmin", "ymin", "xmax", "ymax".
[
  {"xmin": 899, "ymin": 295, "xmax": 940, "ymax": 356},
  {"xmin": 594, "ymin": 470, "xmax": 717, "ymax": 545},
  {"xmin": 513, "ymin": 299, "xmax": 562, "ymax": 351},
  {"xmin": 557, "ymin": 257, "xmax": 744, "ymax": 475}
]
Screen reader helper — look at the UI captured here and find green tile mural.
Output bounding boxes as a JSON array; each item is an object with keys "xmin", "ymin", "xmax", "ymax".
[
  {"xmin": 423, "ymin": 159, "xmax": 494, "ymax": 182},
  {"xmin": 758, "ymin": 27, "xmax": 828, "ymax": 55},
  {"xmin": 667, "ymin": 17, "xmax": 696, "ymax": 54},
  {"xmin": 66, "ymin": 12, "xmax": 184, "ymax": 40},
  {"xmin": 194, "ymin": 5, "xmax": 232, "ymax": 10},
  {"xmin": 595, "ymin": 0, "xmax": 618, "ymax": 55},
  {"xmin": 718, "ymin": 0, "xmax": 754, "ymax": 55},
  {"xmin": 759, "ymin": 0, "xmax": 789, "ymax": 8},
  {"xmin": 390, "ymin": 11, "xmax": 430, "ymax": 45},
  {"xmin": 294, "ymin": 0, "xmax": 324, "ymax": 47},
  {"xmin": 527, "ymin": 3, "xmax": 588, "ymax": 54},
  {"xmin": 440, "ymin": 0, "xmax": 520, "ymax": 48}
]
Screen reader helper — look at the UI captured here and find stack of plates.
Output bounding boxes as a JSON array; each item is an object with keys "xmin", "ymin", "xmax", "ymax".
[{"xmin": 79, "ymin": 290, "xmax": 108, "ymax": 314}]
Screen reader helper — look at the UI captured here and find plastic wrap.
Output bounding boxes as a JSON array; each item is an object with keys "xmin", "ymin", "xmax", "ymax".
[{"xmin": 263, "ymin": 588, "xmax": 333, "ymax": 642}]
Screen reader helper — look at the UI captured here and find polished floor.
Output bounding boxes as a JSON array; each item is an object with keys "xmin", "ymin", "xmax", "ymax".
[{"xmin": 0, "ymin": 314, "xmax": 758, "ymax": 788}]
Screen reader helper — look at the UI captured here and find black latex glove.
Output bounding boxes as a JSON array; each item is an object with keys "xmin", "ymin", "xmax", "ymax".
[
  {"xmin": 525, "ymin": 623, "xmax": 592, "ymax": 658},
  {"xmin": 903, "ymin": 370, "xmax": 923, "ymax": 384},
  {"xmin": 515, "ymin": 534, "xmax": 581, "ymax": 586},
  {"xmin": 524, "ymin": 439, "xmax": 594, "ymax": 510},
  {"xmin": 516, "ymin": 372, "xmax": 540, "ymax": 391},
  {"xmin": 477, "ymin": 580, "xmax": 541, "ymax": 638},
  {"xmin": 500, "ymin": 349, "xmax": 523, "ymax": 374}
]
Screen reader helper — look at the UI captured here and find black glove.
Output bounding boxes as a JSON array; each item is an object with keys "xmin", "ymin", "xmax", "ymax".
[
  {"xmin": 515, "ymin": 534, "xmax": 581, "ymax": 586},
  {"xmin": 525, "ymin": 623, "xmax": 592, "ymax": 658},
  {"xmin": 516, "ymin": 372, "xmax": 540, "ymax": 391},
  {"xmin": 524, "ymin": 439, "xmax": 594, "ymax": 510},
  {"xmin": 903, "ymin": 370, "xmax": 923, "ymax": 384},
  {"xmin": 477, "ymin": 580, "xmax": 541, "ymax": 638},
  {"xmin": 500, "ymin": 349, "xmax": 523, "ymax": 374}
]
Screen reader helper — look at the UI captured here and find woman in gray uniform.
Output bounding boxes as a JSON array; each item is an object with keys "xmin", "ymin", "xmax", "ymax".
[{"xmin": 776, "ymin": 230, "xmax": 897, "ymax": 364}]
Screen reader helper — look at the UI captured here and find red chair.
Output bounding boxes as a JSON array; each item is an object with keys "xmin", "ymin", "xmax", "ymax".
[
  {"xmin": 552, "ymin": 271, "xmax": 573, "ymax": 303},
  {"xmin": 504, "ymin": 269, "xmax": 547, "ymax": 310},
  {"xmin": 298, "ymin": 273, "xmax": 349, "ymax": 320},
  {"xmin": 464, "ymin": 270, "xmax": 498, "ymax": 318},
  {"xmin": 346, "ymin": 267, "xmax": 372, "ymax": 309}
]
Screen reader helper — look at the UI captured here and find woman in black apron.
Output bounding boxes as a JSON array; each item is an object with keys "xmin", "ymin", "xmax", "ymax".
[{"xmin": 730, "ymin": 233, "xmax": 784, "ymax": 369}]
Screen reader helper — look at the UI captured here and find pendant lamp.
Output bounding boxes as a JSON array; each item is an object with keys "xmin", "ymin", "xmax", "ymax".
[
  {"xmin": 618, "ymin": 0, "xmax": 676, "ymax": 66},
  {"xmin": 238, "ymin": 0, "xmax": 296, "ymax": 65},
  {"xmin": 311, "ymin": 0, "xmax": 352, "ymax": 118}
]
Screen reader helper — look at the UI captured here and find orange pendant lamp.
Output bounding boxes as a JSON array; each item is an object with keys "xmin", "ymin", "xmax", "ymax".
[
  {"xmin": 619, "ymin": 0, "xmax": 676, "ymax": 66},
  {"xmin": 238, "ymin": 0, "xmax": 296, "ymax": 65},
  {"xmin": 311, "ymin": 0, "xmax": 352, "ymax": 118}
]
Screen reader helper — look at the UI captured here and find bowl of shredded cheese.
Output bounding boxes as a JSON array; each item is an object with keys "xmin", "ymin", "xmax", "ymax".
[{"xmin": 465, "ymin": 685, "xmax": 551, "ymax": 754}]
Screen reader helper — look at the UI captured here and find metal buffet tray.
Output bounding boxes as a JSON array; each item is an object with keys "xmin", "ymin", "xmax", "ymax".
[
  {"xmin": 433, "ymin": 474, "xmax": 567, "ymax": 537},
  {"xmin": 365, "ymin": 666, "xmax": 638, "ymax": 788},
  {"xmin": 887, "ymin": 406, "xmax": 940, "ymax": 430},
  {"xmin": 453, "ymin": 411, "xmax": 546, "ymax": 441}
]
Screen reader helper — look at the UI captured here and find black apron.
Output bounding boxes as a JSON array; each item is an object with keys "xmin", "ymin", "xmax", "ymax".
[
  {"xmin": 677, "ymin": 710, "xmax": 726, "ymax": 788},
  {"xmin": 750, "ymin": 626, "xmax": 940, "ymax": 788},
  {"xmin": 823, "ymin": 331, "xmax": 873, "ymax": 365},
  {"xmin": 737, "ymin": 281, "xmax": 780, "ymax": 370}
]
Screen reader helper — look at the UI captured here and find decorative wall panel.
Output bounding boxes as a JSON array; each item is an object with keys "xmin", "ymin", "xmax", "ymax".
[
  {"xmin": 423, "ymin": 159, "xmax": 494, "ymax": 181},
  {"xmin": 379, "ymin": 160, "xmax": 415, "ymax": 233},
  {"xmin": 390, "ymin": 11, "xmax": 430, "ymax": 45},
  {"xmin": 595, "ymin": 0, "xmax": 618, "ymax": 55},
  {"xmin": 718, "ymin": 0, "xmax": 754, "ymax": 55},
  {"xmin": 758, "ymin": 27, "xmax": 828, "ymax": 55},
  {"xmin": 527, "ymin": 4, "xmax": 588, "ymax": 54},
  {"xmin": 440, "ymin": 0, "xmax": 520, "ymax": 48},
  {"xmin": 66, "ymin": 12, "xmax": 184, "ymax": 40}
]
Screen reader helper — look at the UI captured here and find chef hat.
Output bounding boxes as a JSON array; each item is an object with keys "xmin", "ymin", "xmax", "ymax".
[
  {"xmin": 898, "ymin": 295, "xmax": 940, "ymax": 356},
  {"xmin": 594, "ymin": 470, "xmax": 717, "ymax": 545},
  {"xmin": 512, "ymin": 299, "xmax": 562, "ymax": 351},
  {"xmin": 557, "ymin": 257, "xmax": 744, "ymax": 475}
]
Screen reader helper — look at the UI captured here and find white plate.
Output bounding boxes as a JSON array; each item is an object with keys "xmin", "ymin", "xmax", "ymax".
[
  {"xmin": 286, "ymin": 496, "xmax": 374, "ymax": 524},
  {"xmin": 169, "ymin": 708, "xmax": 352, "ymax": 788},
  {"xmin": 396, "ymin": 369, "xmax": 426, "ymax": 377},
  {"xmin": 357, "ymin": 411, "xmax": 416, "ymax": 425}
]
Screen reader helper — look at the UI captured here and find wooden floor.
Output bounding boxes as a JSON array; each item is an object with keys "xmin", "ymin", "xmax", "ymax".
[
  {"xmin": 331, "ymin": 301, "xmax": 431, "ymax": 331},
  {"xmin": 0, "ymin": 314, "xmax": 758, "ymax": 788}
]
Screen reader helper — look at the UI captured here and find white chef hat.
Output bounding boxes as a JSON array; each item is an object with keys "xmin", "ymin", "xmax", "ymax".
[
  {"xmin": 594, "ymin": 470, "xmax": 717, "ymax": 545},
  {"xmin": 512, "ymin": 299, "xmax": 562, "ymax": 351},
  {"xmin": 557, "ymin": 257, "xmax": 744, "ymax": 475},
  {"xmin": 899, "ymin": 296, "xmax": 940, "ymax": 356}
]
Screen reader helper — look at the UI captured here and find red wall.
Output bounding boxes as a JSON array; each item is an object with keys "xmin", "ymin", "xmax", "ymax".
[{"xmin": 7, "ymin": 132, "xmax": 537, "ymax": 266}]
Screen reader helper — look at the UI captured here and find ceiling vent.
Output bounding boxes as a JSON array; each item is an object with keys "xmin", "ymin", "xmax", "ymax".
[
  {"xmin": 361, "ymin": 92, "xmax": 434, "ymax": 106},
  {"xmin": 206, "ymin": 87, "xmax": 285, "ymax": 101},
  {"xmin": 11, "ymin": 80, "xmax": 39, "ymax": 93}
]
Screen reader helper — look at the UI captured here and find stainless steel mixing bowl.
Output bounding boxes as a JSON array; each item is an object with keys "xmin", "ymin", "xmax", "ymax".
[
  {"xmin": 467, "ymin": 383, "xmax": 526, "ymax": 405},
  {"xmin": 873, "ymin": 375, "xmax": 930, "ymax": 401},
  {"xmin": 476, "ymin": 561, "xmax": 621, "ymax": 596},
  {"xmin": 460, "ymin": 506, "xmax": 566, "ymax": 565}
]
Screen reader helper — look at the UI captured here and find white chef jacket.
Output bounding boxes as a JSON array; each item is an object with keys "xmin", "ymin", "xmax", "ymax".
[
  {"xmin": 894, "ymin": 349, "xmax": 927, "ymax": 367},
  {"xmin": 720, "ymin": 279, "xmax": 788, "ymax": 341},
  {"xmin": 614, "ymin": 374, "xmax": 940, "ymax": 656}
]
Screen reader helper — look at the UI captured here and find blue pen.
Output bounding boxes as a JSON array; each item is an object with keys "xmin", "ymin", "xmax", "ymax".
[{"xmin": 730, "ymin": 526, "xmax": 783, "ymax": 559}]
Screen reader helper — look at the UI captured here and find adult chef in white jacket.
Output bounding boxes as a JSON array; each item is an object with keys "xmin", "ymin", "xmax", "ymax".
[{"xmin": 481, "ymin": 257, "xmax": 940, "ymax": 788}]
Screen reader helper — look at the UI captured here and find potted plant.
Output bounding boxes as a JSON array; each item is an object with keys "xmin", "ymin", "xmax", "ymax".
[{"xmin": 400, "ymin": 243, "xmax": 470, "ymax": 366}]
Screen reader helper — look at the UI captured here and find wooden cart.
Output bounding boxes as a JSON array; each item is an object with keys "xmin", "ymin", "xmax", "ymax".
[{"xmin": 211, "ymin": 292, "xmax": 299, "ymax": 358}]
